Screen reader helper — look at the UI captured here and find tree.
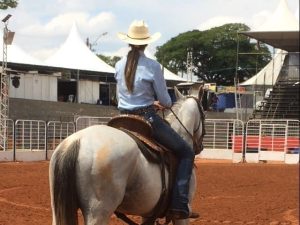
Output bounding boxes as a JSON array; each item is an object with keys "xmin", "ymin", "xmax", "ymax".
[
  {"xmin": 98, "ymin": 54, "xmax": 121, "ymax": 67},
  {"xmin": 156, "ymin": 23, "xmax": 271, "ymax": 85},
  {"xmin": 0, "ymin": 0, "xmax": 18, "ymax": 9}
]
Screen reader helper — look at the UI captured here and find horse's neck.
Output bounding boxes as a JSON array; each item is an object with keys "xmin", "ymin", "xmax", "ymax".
[{"xmin": 167, "ymin": 98, "xmax": 198, "ymax": 146}]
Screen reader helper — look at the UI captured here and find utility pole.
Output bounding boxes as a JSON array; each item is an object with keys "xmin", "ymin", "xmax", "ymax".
[
  {"xmin": 187, "ymin": 48, "xmax": 194, "ymax": 82},
  {"xmin": 0, "ymin": 14, "xmax": 14, "ymax": 150},
  {"xmin": 87, "ymin": 32, "xmax": 108, "ymax": 52}
]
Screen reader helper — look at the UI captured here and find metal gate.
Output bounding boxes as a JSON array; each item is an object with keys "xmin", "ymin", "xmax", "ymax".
[
  {"xmin": 47, "ymin": 121, "xmax": 75, "ymax": 151},
  {"xmin": 245, "ymin": 119, "xmax": 299, "ymax": 163},
  {"xmin": 14, "ymin": 120, "xmax": 47, "ymax": 161},
  {"xmin": 201, "ymin": 119, "xmax": 244, "ymax": 162}
]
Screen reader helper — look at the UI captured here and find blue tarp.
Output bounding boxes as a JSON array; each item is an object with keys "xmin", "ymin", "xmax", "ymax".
[{"xmin": 216, "ymin": 93, "xmax": 235, "ymax": 110}]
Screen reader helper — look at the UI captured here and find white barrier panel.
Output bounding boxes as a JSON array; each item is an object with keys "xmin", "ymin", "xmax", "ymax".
[
  {"xmin": 3, "ymin": 116, "xmax": 298, "ymax": 164},
  {"xmin": 75, "ymin": 116, "xmax": 112, "ymax": 131},
  {"xmin": 199, "ymin": 119, "xmax": 244, "ymax": 163},
  {"xmin": 46, "ymin": 121, "xmax": 75, "ymax": 160},
  {"xmin": 15, "ymin": 120, "xmax": 46, "ymax": 161},
  {"xmin": 0, "ymin": 119, "xmax": 14, "ymax": 161},
  {"xmin": 245, "ymin": 119, "xmax": 299, "ymax": 164}
]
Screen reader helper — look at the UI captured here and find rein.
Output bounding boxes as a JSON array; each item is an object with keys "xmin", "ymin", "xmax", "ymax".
[
  {"xmin": 169, "ymin": 107, "xmax": 194, "ymax": 139},
  {"xmin": 169, "ymin": 96, "xmax": 206, "ymax": 154}
]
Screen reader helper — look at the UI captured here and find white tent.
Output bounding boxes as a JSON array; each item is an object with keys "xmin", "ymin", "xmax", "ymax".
[
  {"xmin": 45, "ymin": 23, "xmax": 115, "ymax": 73},
  {"xmin": 0, "ymin": 34, "xmax": 59, "ymax": 102},
  {"xmin": 240, "ymin": 50, "xmax": 286, "ymax": 86},
  {"xmin": 0, "ymin": 38, "xmax": 45, "ymax": 66},
  {"xmin": 240, "ymin": 0, "xmax": 299, "ymax": 52},
  {"xmin": 144, "ymin": 49, "xmax": 188, "ymax": 84},
  {"xmin": 162, "ymin": 67, "xmax": 187, "ymax": 83}
]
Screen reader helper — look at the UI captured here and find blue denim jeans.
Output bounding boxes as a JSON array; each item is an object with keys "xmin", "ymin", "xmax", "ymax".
[{"xmin": 143, "ymin": 111, "xmax": 195, "ymax": 213}]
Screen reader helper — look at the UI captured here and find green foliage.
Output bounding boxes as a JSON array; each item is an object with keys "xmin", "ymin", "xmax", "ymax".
[
  {"xmin": 0, "ymin": 0, "xmax": 18, "ymax": 9},
  {"xmin": 97, "ymin": 55, "xmax": 121, "ymax": 67},
  {"xmin": 156, "ymin": 23, "xmax": 271, "ymax": 85}
]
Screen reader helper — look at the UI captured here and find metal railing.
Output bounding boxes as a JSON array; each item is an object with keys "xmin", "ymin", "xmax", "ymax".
[
  {"xmin": 75, "ymin": 116, "xmax": 112, "ymax": 131},
  {"xmin": 1, "ymin": 118, "xmax": 298, "ymax": 163},
  {"xmin": 0, "ymin": 119, "xmax": 14, "ymax": 151},
  {"xmin": 203, "ymin": 119, "xmax": 244, "ymax": 152},
  {"xmin": 47, "ymin": 121, "xmax": 75, "ymax": 151},
  {"xmin": 15, "ymin": 120, "xmax": 46, "ymax": 151},
  {"xmin": 246, "ymin": 119, "xmax": 299, "ymax": 152}
]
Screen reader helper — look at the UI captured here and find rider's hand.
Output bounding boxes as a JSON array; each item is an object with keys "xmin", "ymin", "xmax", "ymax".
[{"xmin": 153, "ymin": 101, "xmax": 166, "ymax": 111}]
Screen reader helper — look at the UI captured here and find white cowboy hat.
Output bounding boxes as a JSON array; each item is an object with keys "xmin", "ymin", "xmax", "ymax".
[{"xmin": 117, "ymin": 20, "xmax": 161, "ymax": 45}]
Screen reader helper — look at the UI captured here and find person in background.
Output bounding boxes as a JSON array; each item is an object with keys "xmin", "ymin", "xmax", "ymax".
[
  {"xmin": 115, "ymin": 20, "xmax": 199, "ymax": 220},
  {"xmin": 209, "ymin": 92, "xmax": 218, "ymax": 111}
]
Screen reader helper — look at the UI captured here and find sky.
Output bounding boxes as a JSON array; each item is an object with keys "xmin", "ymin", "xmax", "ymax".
[{"xmin": 0, "ymin": 0, "xmax": 299, "ymax": 61}]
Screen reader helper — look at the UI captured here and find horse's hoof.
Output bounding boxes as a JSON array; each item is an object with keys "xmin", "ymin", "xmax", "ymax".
[{"xmin": 189, "ymin": 211, "xmax": 200, "ymax": 218}]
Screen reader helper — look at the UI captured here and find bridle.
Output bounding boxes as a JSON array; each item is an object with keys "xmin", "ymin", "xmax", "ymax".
[{"xmin": 169, "ymin": 96, "xmax": 206, "ymax": 155}]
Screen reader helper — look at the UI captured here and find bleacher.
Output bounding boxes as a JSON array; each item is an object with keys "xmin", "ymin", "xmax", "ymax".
[{"xmin": 253, "ymin": 53, "xmax": 300, "ymax": 120}]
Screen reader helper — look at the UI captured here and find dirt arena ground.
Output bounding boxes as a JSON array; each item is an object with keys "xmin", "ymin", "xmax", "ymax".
[{"xmin": 0, "ymin": 160, "xmax": 298, "ymax": 225}]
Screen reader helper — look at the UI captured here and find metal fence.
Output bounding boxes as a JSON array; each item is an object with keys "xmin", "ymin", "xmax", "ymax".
[
  {"xmin": 75, "ymin": 116, "xmax": 112, "ymax": 131},
  {"xmin": 0, "ymin": 119, "xmax": 14, "ymax": 151},
  {"xmin": 15, "ymin": 120, "xmax": 47, "ymax": 151},
  {"xmin": 1, "ymin": 117, "xmax": 299, "ymax": 163},
  {"xmin": 47, "ymin": 121, "xmax": 75, "ymax": 151},
  {"xmin": 246, "ymin": 120, "xmax": 299, "ymax": 152},
  {"xmin": 203, "ymin": 119, "xmax": 244, "ymax": 152},
  {"xmin": 245, "ymin": 119, "xmax": 299, "ymax": 162}
]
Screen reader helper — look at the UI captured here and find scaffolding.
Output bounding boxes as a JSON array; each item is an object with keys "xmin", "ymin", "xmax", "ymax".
[{"xmin": 0, "ymin": 15, "xmax": 14, "ymax": 150}]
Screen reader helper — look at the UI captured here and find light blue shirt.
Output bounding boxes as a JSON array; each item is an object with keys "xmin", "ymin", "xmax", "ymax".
[{"xmin": 115, "ymin": 52, "xmax": 172, "ymax": 110}]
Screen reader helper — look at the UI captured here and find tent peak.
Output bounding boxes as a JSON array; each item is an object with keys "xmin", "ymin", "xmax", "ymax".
[
  {"xmin": 45, "ymin": 24, "xmax": 115, "ymax": 73},
  {"xmin": 254, "ymin": 0, "xmax": 299, "ymax": 32}
]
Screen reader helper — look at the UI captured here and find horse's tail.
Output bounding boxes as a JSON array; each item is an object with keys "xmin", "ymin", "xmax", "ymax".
[{"xmin": 50, "ymin": 139, "xmax": 80, "ymax": 225}]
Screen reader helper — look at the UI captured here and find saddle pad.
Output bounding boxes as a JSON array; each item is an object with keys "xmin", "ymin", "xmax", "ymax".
[{"xmin": 107, "ymin": 114, "xmax": 153, "ymax": 138}]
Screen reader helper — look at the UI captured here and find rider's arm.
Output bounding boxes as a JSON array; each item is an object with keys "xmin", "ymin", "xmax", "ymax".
[{"xmin": 152, "ymin": 63, "xmax": 172, "ymax": 108}]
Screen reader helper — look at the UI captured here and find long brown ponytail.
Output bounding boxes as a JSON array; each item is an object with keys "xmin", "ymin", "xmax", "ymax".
[{"xmin": 125, "ymin": 44, "xmax": 146, "ymax": 93}]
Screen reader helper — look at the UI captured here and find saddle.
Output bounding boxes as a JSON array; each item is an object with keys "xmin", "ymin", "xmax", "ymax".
[{"xmin": 107, "ymin": 114, "xmax": 178, "ymax": 223}]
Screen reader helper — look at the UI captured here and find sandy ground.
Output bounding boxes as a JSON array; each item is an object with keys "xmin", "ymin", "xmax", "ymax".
[{"xmin": 0, "ymin": 160, "xmax": 298, "ymax": 225}]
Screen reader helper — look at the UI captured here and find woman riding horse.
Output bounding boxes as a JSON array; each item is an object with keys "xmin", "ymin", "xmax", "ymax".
[
  {"xmin": 49, "ymin": 20, "xmax": 205, "ymax": 225},
  {"xmin": 115, "ymin": 20, "xmax": 198, "ymax": 220}
]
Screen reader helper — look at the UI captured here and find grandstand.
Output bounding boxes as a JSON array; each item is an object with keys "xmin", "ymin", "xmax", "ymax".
[
  {"xmin": 240, "ymin": 0, "xmax": 299, "ymax": 120},
  {"xmin": 253, "ymin": 53, "xmax": 299, "ymax": 119}
]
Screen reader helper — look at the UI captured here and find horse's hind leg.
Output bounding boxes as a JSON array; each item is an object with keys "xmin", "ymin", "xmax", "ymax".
[
  {"xmin": 81, "ymin": 204, "xmax": 112, "ymax": 225},
  {"xmin": 78, "ymin": 180, "xmax": 124, "ymax": 225}
]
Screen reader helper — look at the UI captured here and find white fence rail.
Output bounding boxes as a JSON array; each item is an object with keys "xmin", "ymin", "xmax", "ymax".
[
  {"xmin": 14, "ymin": 120, "xmax": 47, "ymax": 161},
  {"xmin": 245, "ymin": 119, "xmax": 299, "ymax": 164},
  {"xmin": 200, "ymin": 119, "xmax": 244, "ymax": 162},
  {"xmin": 46, "ymin": 121, "xmax": 76, "ymax": 160},
  {"xmin": 47, "ymin": 121, "xmax": 75, "ymax": 151},
  {"xmin": 0, "ymin": 119, "xmax": 14, "ymax": 161},
  {"xmin": 15, "ymin": 120, "xmax": 47, "ymax": 151},
  {"xmin": 75, "ymin": 116, "xmax": 112, "ymax": 131},
  {"xmin": 0, "ymin": 117, "xmax": 299, "ymax": 164}
]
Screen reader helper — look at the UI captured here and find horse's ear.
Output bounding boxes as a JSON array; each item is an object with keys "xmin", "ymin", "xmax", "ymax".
[
  {"xmin": 189, "ymin": 83, "xmax": 202, "ymax": 97},
  {"xmin": 174, "ymin": 86, "xmax": 184, "ymax": 100},
  {"xmin": 198, "ymin": 85, "xmax": 204, "ymax": 102}
]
